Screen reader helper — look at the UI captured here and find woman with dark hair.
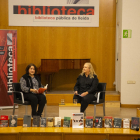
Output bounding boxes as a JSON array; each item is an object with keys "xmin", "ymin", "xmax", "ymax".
[{"xmin": 20, "ymin": 63, "xmax": 47, "ymax": 117}]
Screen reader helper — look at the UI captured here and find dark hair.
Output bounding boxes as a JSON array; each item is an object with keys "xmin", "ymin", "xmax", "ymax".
[{"xmin": 25, "ymin": 63, "xmax": 37, "ymax": 74}]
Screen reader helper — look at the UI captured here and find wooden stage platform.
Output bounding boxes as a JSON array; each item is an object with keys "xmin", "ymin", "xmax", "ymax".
[
  {"xmin": 1, "ymin": 92, "xmax": 140, "ymax": 140},
  {"xmin": 1, "ymin": 126, "xmax": 140, "ymax": 140},
  {"xmin": 46, "ymin": 90, "xmax": 120, "ymax": 107}
]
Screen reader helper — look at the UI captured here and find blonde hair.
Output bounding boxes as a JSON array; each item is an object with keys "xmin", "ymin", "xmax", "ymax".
[{"xmin": 80, "ymin": 62, "xmax": 97, "ymax": 78}]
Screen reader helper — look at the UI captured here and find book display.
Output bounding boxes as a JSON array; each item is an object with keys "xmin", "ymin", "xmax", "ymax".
[
  {"xmin": 23, "ymin": 115, "xmax": 31, "ymax": 127},
  {"xmin": 40, "ymin": 117, "xmax": 47, "ymax": 127},
  {"xmin": 94, "ymin": 117, "xmax": 102, "ymax": 128},
  {"xmin": 9, "ymin": 115, "xmax": 18, "ymax": 127},
  {"xmin": 63, "ymin": 117, "xmax": 71, "ymax": 127},
  {"xmin": 131, "ymin": 117, "xmax": 139, "ymax": 129},
  {"xmin": 123, "ymin": 118, "xmax": 130, "ymax": 128},
  {"xmin": 85, "ymin": 116, "xmax": 93, "ymax": 128},
  {"xmin": 32, "ymin": 116, "xmax": 40, "ymax": 127},
  {"xmin": 0, "ymin": 113, "xmax": 139, "ymax": 129},
  {"xmin": 114, "ymin": 118, "xmax": 122, "ymax": 128},
  {"xmin": 104, "ymin": 116, "xmax": 113, "ymax": 128},
  {"xmin": 72, "ymin": 113, "xmax": 84, "ymax": 128},
  {"xmin": 54, "ymin": 117, "xmax": 61, "ymax": 127},
  {"xmin": 47, "ymin": 117, "xmax": 54, "ymax": 127},
  {"xmin": 0, "ymin": 115, "xmax": 8, "ymax": 127}
]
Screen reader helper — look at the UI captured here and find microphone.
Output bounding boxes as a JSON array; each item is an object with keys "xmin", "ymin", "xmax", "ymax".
[{"xmin": 131, "ymin": 127, "xmax": 139, "ymax": 131}]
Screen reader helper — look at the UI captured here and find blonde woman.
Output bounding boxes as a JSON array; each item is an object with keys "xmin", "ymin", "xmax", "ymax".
[{"xmin": 73, "ymin": 62, "xmax": 98, "ymax": 112}]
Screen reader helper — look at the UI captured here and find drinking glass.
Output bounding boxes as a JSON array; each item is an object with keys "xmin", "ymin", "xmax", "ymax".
[
  {"xmin": 73, "ymin": 99, "xmax": 77, "ymax": 104},
  {"xmin": 61, "ymin": 99, "xmax": 65, "ymax": 105}
]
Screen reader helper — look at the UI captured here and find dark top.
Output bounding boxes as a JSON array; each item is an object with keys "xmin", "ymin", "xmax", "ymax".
[
  {"xmin": 20, "ymin": 74, "xmax": 42, "ymax": 94},
  {"xmin": 74, "ymin": 74, "xmax": 99, "ymax": 95}
]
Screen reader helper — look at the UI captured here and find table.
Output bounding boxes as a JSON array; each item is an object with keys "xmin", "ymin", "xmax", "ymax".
[{"xmin": 59, "ymin": 103, "xmax": 81, "ymax": 118}]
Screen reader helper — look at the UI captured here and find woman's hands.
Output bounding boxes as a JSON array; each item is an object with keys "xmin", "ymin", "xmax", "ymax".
[
  {"xmin": 74, "ymin": 91, "xmax": 78, "ymax": 95},
  {"xmin": 44, "ymin": 86, "xmax": 47, "ymax": 89},
  {"xmin": 74, "ymin": 91, "xmax": 88, "ymax": 97},
  {"xmin": 80, "ymin": 92, "xmax": 88, "ymax": 97},
  {"xmin": 30, "ymin": 89, "xmax": 38, "ymax": 93}
]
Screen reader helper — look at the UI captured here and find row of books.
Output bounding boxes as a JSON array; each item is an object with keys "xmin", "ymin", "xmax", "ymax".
[
  {"xmin": 0, "ymin": 115, "xmax": 61, "ymax": 127},
  {"xmin": 80, "ymin": 116, "xmax": 139, "ymax": 129},
  {"xmin": 0, "ymin": 114, "xmax": 139, "ymax": 129}
]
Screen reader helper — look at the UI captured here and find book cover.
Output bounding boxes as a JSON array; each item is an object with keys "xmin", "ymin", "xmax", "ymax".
[
  {"xmin": 47, "ymin": 117, "xmax": 54, "ymax": 127},
  {"xmin": 38, "ymin": 88, "xmax": 47, "ymax": 94},
  {"xmin": 40, "ymin": 117, "xmax": 46, "ymax": 127},
  {"xmin": 123, "ymin": 118, "xmax": 130, "ymax": 128},
  {"xmin": 9, "ymin": 115, "xmax": 17, "ymax": 127},
  {"xmin": 23, "ymin": 115, "xmax": 31, "ymax": 127},
  {"xmin": 114, "ymin": 118, "xmax": 122, "ymax": 128},
  {"xmin": 54, "ymin": 117, "xmax": 61, "ymax": 127},
  {"xmin": 104, "ymin": 116, "xmax": 113, "ymax": 128},
  {"xmin": 63, "ymin": 117, "xmax": 71, "ymax": 127},
  {"xmin": 0, "ymin": 115, "xmax": 8, "ymax": 127},
  {"xmin": 131, "ymin": 117, "xmax": 139, "ymax": 129},
  {"xmin": 85, "ymin": 116, "xmax": 93, "ymax": 128},
  {"xmin": 72, "ymin": 113, "xmax": 84, "ymax": 128},
  {"xmin": 94, "ymin": 116, "xmax": 102, "ymax": 128},
  {"xmin": 32, "ymin": 116, "xmax": 40, "ymax": 127}
]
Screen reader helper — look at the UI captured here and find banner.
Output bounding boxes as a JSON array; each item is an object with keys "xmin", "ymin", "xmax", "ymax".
[
  {"xmin": 0, "ymin": 30, "xmax": 17, "ymax": 106},
  {"xmin": 8, "ymin": 0, "xmax": 99, "ymax": 27}
]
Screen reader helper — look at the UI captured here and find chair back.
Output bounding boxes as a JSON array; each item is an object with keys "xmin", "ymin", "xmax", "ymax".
[
  {"xmin": 97, "ymin": 83, "xmax": 106, "ymax": 102},
  {"xmin": 12, "ymin": 83, "xmax": 22, "ymax": 100},
  {"xmin": 12, "ymin": 83, "xmax": 21, "ymax": 92}
]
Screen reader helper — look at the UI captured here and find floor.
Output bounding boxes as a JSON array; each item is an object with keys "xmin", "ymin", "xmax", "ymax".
[{"xmin": 0, "ymin": 105, "xmax": 137, "ymax": 119}]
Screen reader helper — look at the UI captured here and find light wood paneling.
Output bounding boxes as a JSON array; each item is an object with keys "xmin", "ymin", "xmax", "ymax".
[
  {"xmin": 63, "ymin": 134, "xmax": 108, "ymax": 140},
  {"xmin": 20, "ymin": 133, "xmax": 62, "ymax": 140},
  {"xmin": 0, "ymin": 134, "xmax": 18, "ymax": 140},
  {"xmin": 0, "ymin": 0, "xmax": 116, "ymax": 90},
  {"xmin": 121, "ymin": 104, "xmax": 140, "ymax": 108},
  {"xmin": 45, "ymin": 93, "xmax": 120, "ymax": 105},
  {"xmin": 0, "ymin": 126, "xmax": 22, "ymax": 140}
]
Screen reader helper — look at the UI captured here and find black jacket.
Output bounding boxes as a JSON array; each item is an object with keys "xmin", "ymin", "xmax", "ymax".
[
  {"xmin": 74, "ymin": 74, "xmax": 98, "ymax": 95},
  {"xmin": 21, "ymin": 74, "xmax": 41, "ymax": 93}
]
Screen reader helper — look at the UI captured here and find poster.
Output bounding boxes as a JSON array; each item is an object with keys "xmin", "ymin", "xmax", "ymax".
[
  {"xmin": 9, "ymin": 0, "xmax": 99, "ymax": 27},
  {"xmin": 0, "ymin": 30, "xmax": 17, "ymax": 106}
]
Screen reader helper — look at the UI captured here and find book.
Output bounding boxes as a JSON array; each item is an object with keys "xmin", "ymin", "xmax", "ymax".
[
  {"xmin": 32, "ymin": 116, "xmax": 40, "ymax": 127},
  {"xmin": 47, "ymin": 117, "xmax": 54, "ymax": 127},
  {"xmin": 123, "ymin": 118, "xmax": 130, "ymax": 128},
  {"xmin": 38, "ymin": 88, "xmax": 47, "ymax": 94},
  {"xmin": 104, "ymin": 116, "xmax": 113, "ymax": 128},
  {"xmin": 0, "ymin": 115, "xmax": 8, "ymax": 127},
  {"xmin": 94, "ymin": 116, "xmax": 102, "ymax": 128},
  {"xmin": 9, "ymin": 115, "xmax": 17, "ymax": 127},
  {"xmin": 63, "ymin": 117, "xmax": 71, "ymax": 127},
  {"xmin": 78, "ymin": 94, "xmax": 83, "ymax": 97},
  {"xmin": 114, "ymin": 118, "xmax": 122, "ymax": 128},
  {"xmin": 54, "ymin": 117, "xmax": 61, "ymax": 127},
  {"xmin": 72, "ymin": 113, "xmax": 84, "ymax": 128},
  {"xmin": 131, "ymin": 117, "xmax": 139, "ymax": 129},
  {"xmin": 40, "ymin": 117, "xmax": 46, "ymax": 127},
  {"xmin": 85, "ymin": 116, "xmax": 93, "ymax": 128},
  {"xmin": 23, "ymin": 115, "xmax": 31, "ymax": 127}
]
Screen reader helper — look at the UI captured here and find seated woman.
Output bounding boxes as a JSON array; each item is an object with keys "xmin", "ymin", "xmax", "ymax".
[
  {"xmin": 73, "ymin": 62, "xmax": 98, "ymax": 113},
  {"xmin": 20, "ymin": 63, "xmax": 47, "ymax": 117}
]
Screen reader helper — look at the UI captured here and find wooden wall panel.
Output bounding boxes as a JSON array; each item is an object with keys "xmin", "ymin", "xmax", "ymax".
[{"xmin": 0, "ymin": 0, "xmax": 116, "ymax": 90}]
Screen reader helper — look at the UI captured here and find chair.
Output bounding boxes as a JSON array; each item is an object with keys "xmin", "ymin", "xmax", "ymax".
[
  {"xmin": 90, "ymin": 83, "xmax": 106, "ymax": 117},
  {"xmin": 12, "ymin": 83, "xmax": 47, "ymax": 117}
]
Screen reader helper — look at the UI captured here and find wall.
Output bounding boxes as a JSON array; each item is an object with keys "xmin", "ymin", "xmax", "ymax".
[
  {"xmin": 117, "ymin": 0, "xmax": 140, "ymax": 104},
  {"xmin": 0, "ymin": 0, "xmax": 116, "ymax": 90},
  {"xmin": 116, "ymin": 0, "xmax": 122, "ymax": 92}
]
